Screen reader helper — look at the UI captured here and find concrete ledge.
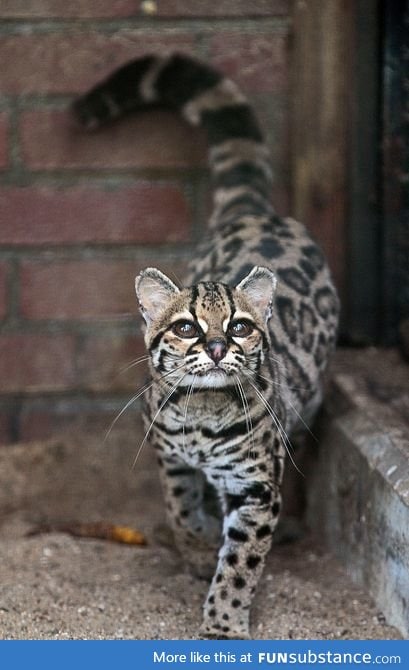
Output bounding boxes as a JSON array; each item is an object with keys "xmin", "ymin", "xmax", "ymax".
[{"xmin": 308, "ymin": 349, "xmax": 409, "ymax": 637}]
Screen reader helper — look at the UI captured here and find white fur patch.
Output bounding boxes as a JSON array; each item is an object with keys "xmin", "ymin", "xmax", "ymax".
[
  {"xmin": 182, "ymin": 78, "xmax": 246, "ymax": 125},
  {"xmin": 197, "ymin": 318, "xmax": 209, "ymax": 333}
]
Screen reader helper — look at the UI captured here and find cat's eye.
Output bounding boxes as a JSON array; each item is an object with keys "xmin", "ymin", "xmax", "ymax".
[
  {"xmin": 172, "ymin": 320, "xmax": 200, "ymax": 339},
  {"xmin": 227, "ymin": 320, "xmax": 254, "ymax": 337}
]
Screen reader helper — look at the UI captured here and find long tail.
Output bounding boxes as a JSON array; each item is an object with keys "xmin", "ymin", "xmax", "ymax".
[{"xmin": 72, "ymin": 53, "xmax": 274, "ymax": 224}]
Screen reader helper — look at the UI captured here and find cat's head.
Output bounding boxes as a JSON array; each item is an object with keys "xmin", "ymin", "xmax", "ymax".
[{"xmin": 135, "ymin": 266, "xmax": 276, "ymax": 389}]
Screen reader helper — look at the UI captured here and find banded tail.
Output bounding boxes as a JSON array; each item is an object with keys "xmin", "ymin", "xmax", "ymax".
[{"xmin": 72, "ymin": 53, "xmax": 274, "ymax": 224}]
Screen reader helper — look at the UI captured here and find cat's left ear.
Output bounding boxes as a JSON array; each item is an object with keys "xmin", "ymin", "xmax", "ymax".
[
  {"xmin": 135, "ymin": 267, "xmax": 180, "ymax": 325},
  {"xmin": 236, "ymin": 266, "xmax": 277, "ymax": 321}
]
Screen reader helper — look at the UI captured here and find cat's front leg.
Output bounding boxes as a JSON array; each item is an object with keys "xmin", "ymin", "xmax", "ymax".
[
  {"xmin": 156, "ymin": 453, "xmax": 222, "ymax": 577},
  {"xmin": 199, "ymin": 479, "xmax": 281, "ymax": 639}
]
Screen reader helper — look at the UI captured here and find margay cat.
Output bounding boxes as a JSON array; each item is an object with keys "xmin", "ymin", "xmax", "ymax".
[{"xmin": 73, "ymin": 54, "xmax": 339, "ymax": 639}]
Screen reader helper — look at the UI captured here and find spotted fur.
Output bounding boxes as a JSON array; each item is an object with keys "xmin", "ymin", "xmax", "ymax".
[{"xmin": 73, "ymin": 53, "xmax": 339, "ymax": 639}]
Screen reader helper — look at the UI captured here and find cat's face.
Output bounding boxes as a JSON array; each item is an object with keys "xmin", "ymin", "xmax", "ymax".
[{"xmin": 135, "ymin": 267, "xmax": 276, "ymax": 389}]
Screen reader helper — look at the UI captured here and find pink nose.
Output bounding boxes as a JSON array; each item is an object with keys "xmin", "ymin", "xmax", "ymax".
[{"xmin": 205, "ymin": 338, "xmax": 227, "ymax": 364}]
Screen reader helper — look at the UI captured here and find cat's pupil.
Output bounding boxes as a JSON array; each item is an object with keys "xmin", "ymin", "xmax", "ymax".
[
  {"xmin": 228, "ymin": 320, "xmax": 253, "ymax": 337},
  {"xmin": 172, "ymin": 321, "xmax": 199, "ymax": 339}
]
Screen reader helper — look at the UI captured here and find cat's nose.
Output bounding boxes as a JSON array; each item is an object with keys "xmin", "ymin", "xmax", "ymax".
[{"xmin": 205, "ymin": 338, "xmax": 227, "ymax": 364}]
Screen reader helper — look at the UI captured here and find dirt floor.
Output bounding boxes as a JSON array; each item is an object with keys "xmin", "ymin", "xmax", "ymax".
[{"xmin": 0, "ymin": 424, "xmax": 401, "ymax": 640}]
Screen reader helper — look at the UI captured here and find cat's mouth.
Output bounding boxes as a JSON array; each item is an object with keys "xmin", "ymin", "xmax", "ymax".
[{"xmin": 193, "ymin": 365, "xmax": 238, "ymax": 389}]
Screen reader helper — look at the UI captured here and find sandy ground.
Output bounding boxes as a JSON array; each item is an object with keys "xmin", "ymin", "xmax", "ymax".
[{"xmin": 0, "ymin": 424, "xmax": 401, "ymax": 640}]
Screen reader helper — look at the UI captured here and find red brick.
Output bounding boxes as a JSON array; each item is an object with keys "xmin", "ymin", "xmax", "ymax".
[
  {"xmin": 0, "ymin": 33, "xmax": 194, "ymax": 95},
  {"xmin": 0, "ymin": 262, "xmax": 9, "ymax": 320},
  {"xmin": 0, "ymin": 0, "xmax": 288, "ymax": 18},
  {"xmin": 18, "ymin": 402, "xmax": 140, "ymax": 443},
  {"xmin": 0, "ymin": 0, "xmax": 139, "ymax": 18},
  {"xmin": 0, "ymin": 184, "xmax": 191, "ymax": 246},
  {"xmin": 0, "ymin": 334, "xmax": 76, "ymax": 392},
  {"xmin": 0, "ymin": 112, "xmax": 8, "ymax": 169},
  {"xmin": 18, "ymin": 410, "xmax": 54, "ymax": 444},
  {"xmin": 20, "ymin": 109, "xmax": 207, "ymax": 170},
  {"xmin": 20, "ymin": 259, "xmax": 186, "ymax": 321},
  {"xmin": 21, "ymin": 259, "xmax": 168, "ymax": 320},
  {"xmin": 77, "ymin": 334, "xmax": 147, "ymax": 392},
  {"xmin": 209, "ymin": 33, "xmax": 289, "ymax": 94}
]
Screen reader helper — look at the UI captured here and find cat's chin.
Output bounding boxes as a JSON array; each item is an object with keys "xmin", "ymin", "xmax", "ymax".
[{"xmin": 184, "ymin": 369, "xmax": 234, "ymax": 389}]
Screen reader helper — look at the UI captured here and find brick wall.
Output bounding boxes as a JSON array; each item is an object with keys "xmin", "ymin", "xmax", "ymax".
[{"xmin": 0, "ymin": 0, "xmax": 291, "ymax": 445}]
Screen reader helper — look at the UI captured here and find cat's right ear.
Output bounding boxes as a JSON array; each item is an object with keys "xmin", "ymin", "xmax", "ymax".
[{"xmin": 135, "ymin": 268, "xmax": 180, "ymax": 325}]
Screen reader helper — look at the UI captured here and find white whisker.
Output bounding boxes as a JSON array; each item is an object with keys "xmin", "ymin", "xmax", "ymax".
[
  {"xmin": 104, "ymin": 362, "xmax": 186, "ymax": 442},
  {"xmin": 182, "ymin": 375, "xmax": 196, "ymax": 449},
  {"xmin": 118, "ymin": 354, "xmax": 150, "ymax": 375},
  {"xmin": 243, "ymin": 373, "xmax": 304, "ymax": 476},
  {"xmin": 131, "ymin": 371, "xmax": 187, "ymax": 470},
  {"xmin": 234, "ymin": 375, "xmax": 255, "ymax": 458}
]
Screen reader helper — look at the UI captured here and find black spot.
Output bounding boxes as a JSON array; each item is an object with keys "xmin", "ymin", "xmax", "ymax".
[
  {"xmin": 246, "ymin": 555, "xmax": 261, "ymax": 569},
  {"xmin": 233, "ymin": 576, "xmax": 246, "ymax": 589},
  {"xmin": 208, "ymin": 608, "xmax": 217, "ymax": 618},
  {"xmin": 222, "ymin": 626, "xmax": 231, "ymax": 633},
  {"xmin": 226, "ymin": 553, "xmax": 238, "ymax": 566},
  {"xmin": 272, "ymin": 501, "xmax": 281, "ymax": 517},
  {"xmin": 273, "ymin": 437, "xmax": 281, "ymax": 452},
  {"xmin": 301, "ymin": 244, "xmax": 325, "ymax": 272},
  {"xmin": 314, "ymin": 286, "xmax": 339, "ymax": 318},
  {"xmin": 300, "ymin": 257, "xmax": 317, "ymax": 280},
  {"xmin": 227, "ymin": 527, "xmax": 249, "ymax": 543},
  {"xmin": 73, "ymin": 56, "xmax": 157, "ymax": 126},
  {"xmin": 276, "ymin": 296, "xmax": 298, "ymax": 345},
  {"xmin": 180, "ymin": 510, "xmax": 190, "ymax": 518},
  {"xmin": 201, "ymin": 104, "xmax": 263, "ymax": 145},
  {"xmin": 314, "ymin": 331, "xmax": 328, "ymax": 367},
  {"xmin": 256, "ymin": 524, "xmax": 271, "ymax": 539},
  {"xmin": 155, "ymin": 54, "xmax": 222, "ymax": 108},
  {"xmin": 255, "ymin": 237, "xmax": 284, "ymax": 259},
  {"xmin": 299, "ymin": 302, "xmax": 317, "ymax": 352},
  {"xmin": 277, "ymin": 268, "xmax": 310, "ymax": 296},
  {"xmin": 231, "ymin": 599, "xmax": 241, "ymax": 608},
  {"xmin": 284, "ymin": 351, "xmax": 312, "ymax": 398},
  {"xmin": 166, "ymin": 466, "xmax": 193, "ymax": 477},
  {"xmin": 208, "ymin": 595, "xmax": 215, "ymax": 604},
  {"xmin": 226, "ymin": 494, "xmax": 246, "ymax": 513},
  {"xmin": 216, "ymin": 162, "xmax": 270, "ymax": 198},
  {"xmin": 172, "ymin": 486, "xmax": 185, "ymax": 497},
  {"xmin": 262, "ymin": 431, "xmax": 272, "ymax": 443},
  {"xmin": 246, "ymin": 482, "xmax": 272, "ymax": 505},
  {"xmin": 220, "ymin": 589, "xmax": 228, "ymax": 600},
  {"xmin": 222, "ymin": 613, "xmax": 230, "ymax": 621},
  {"xmin": 202, "ymin": 417, "xmax": 255, "ymax": 441},
  {"xmin": 216, "ymin": 573, "xmax": 223, "ymax": 583}
]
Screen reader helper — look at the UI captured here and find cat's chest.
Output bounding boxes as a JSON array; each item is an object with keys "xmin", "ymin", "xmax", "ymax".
[
  {"xmin": 148, "ymin": 394, "xmax": 274, "ymax": 490},
  {"xmin": 149, "ymin": 395, "xmax": 252, "ymax": 468}
]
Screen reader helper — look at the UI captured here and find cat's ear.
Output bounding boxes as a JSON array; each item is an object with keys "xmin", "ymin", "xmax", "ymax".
[
  {"xmin": 135, "ymin": 267, "xmax": 179, "ymax": 324},
  {"xmin": 236, "ymin": 266, "xmax": 277, "ymax": 321}
]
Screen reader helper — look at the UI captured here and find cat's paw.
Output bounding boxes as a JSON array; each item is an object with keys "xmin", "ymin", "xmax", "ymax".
[{"xmin": 199, "ymin": 622, "xmax": 250, "ymax": 640}]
